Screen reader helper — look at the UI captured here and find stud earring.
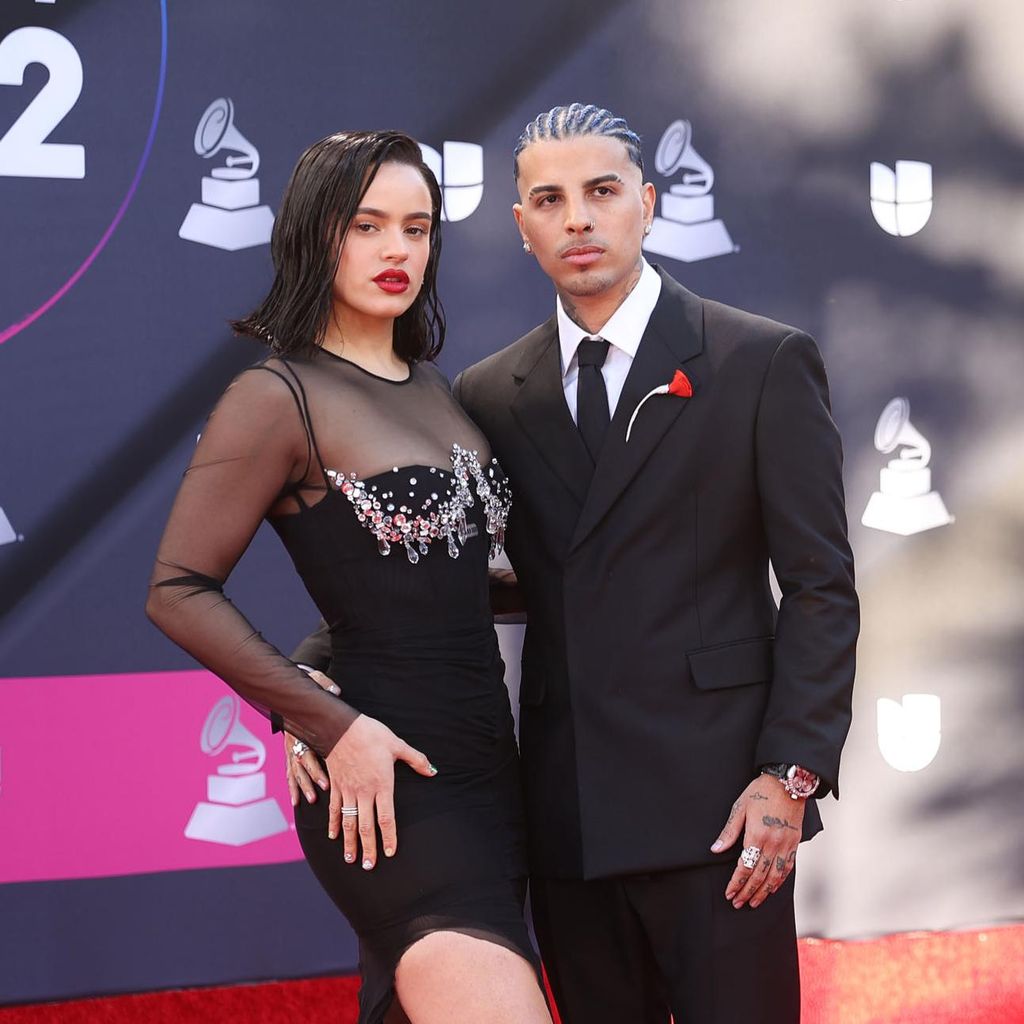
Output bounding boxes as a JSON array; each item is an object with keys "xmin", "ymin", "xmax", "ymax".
[
  {"xmin": 643, "ymin": 223, "xmax": 652, "ymax": 236},
  {"xmin": 523, "ymin": 240, "xmax": 533, "ymax": 254}
]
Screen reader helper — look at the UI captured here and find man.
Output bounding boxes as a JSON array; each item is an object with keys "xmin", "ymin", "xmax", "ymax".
[{"xmin": 296, "ymin": 103, "xmax": 858, "ymax": 1023}]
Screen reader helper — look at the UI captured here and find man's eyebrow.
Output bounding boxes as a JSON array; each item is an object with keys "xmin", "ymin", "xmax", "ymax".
[
  {"xmin": 583, "ymin": 174, "xmax": 623, "ymax": 188},
  {"xmin": 354, "ymin": 207, "xmax": 432, "ymax": 220},
  {"xmin": 528, "ymin": 184, "xmax": 563, "ymax": 198}
]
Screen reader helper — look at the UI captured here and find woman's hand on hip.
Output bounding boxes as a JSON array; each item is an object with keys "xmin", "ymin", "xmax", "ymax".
[{"xmin": 325, "ymin": 714, "xmax": 437, "ymax": 870}]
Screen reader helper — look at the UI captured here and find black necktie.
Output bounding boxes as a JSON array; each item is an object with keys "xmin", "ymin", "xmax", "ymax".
[{"xmin": 576, "ymin": 337, "xmax": 611, "ymax": 465}]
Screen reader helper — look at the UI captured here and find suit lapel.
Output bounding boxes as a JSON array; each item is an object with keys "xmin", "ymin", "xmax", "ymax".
[
  {"xmin": 569, "ymin": 270, "xmax": 705, "ymax": 552},
  {"xmin": 509, "ymin": 317, "xmax": 593, "ymax": 508}
]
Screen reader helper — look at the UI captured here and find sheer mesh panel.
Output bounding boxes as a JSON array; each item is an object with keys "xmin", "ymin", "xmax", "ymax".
[{"xmin": 146, "ymin": 349, "xmax": 494, "ymax": 754}]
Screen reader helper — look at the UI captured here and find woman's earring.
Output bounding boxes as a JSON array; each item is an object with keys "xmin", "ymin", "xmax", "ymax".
[
  {"xmin": 523, "ymin": 240, "xmax": 533, "ymax": 254},
  {"xmin": 643, "ymin": 223, "xmax": 652, "ymax": 236}
]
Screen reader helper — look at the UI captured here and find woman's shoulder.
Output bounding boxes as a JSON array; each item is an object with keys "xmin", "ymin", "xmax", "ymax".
[
  {"xmin": 415, "ymin": 359, "xmax": 453, "ymax": 393},
  {"xmin": 213, "ymin": 357, "xmax": 307, "ymax": 421}
]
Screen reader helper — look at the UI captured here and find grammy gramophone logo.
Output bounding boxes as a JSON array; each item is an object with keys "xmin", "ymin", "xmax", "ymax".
[
  {"xmin": 178, "ymin": 98, "xmax": 275, "ymax": 251},
  {"xmin": 861, "ymin": 397, "xmax": 953, "ymax": 536},
  {"xmin": 0, "ymin": 506, "xmax": 21, "ymax": 546},
  {"xmin": 642, "ymin": 119, "xmax": 736, "ymax": 264},
  {"xmin": 184, "ymin": 695, "xmax": 288, "ymax": 846}
]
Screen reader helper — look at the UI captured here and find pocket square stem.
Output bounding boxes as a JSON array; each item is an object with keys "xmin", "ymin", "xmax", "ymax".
[
  {"xmin": 626, "ymin": 385, "xmax": 670, "ymax": 443},
  {"xmin": 625, "ymin": 370, "xmax": 693, "ymax": 443}
]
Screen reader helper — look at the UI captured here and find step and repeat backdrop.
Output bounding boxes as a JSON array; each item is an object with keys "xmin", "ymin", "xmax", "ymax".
[{"xmin": 1, "ymin": 0, "xmax": 1022, "ymax": 1006}]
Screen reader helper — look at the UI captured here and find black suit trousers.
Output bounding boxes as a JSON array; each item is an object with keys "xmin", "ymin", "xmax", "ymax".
[{"xmin": 530, "ymin": 862, "xmax": 800, "ymax": 1024}]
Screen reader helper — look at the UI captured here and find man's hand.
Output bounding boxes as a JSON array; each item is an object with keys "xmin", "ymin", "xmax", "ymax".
[
  {"xmin": 710, "ymin": 776, "xmax": 805, "ymax": 910},
  {"xmin": 324, "ymin": 714, "xmax": 437, "ymax": 871},
  {"xmin": 284, "ymin": 670, "xmax": 339, "ymax": 806}
]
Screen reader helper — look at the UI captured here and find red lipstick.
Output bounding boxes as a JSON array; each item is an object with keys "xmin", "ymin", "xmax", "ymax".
[{"xmin": 373, "ymin": 269, "xmax": 410, "ymax": 294}]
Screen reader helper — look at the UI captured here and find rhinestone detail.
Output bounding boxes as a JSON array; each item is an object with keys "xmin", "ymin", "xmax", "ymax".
[{"xmin": 325, "ymin": 444, "xmax": 511, "ymax": 564}]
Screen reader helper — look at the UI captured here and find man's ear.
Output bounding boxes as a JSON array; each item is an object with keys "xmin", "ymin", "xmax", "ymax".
[
  {"xmin": 641, "ymin": 182, "xmax": 656, "ymax": 224},
  {"xmin": 512, "ymin": 202, "xmax": 525, "ymax": 241}
]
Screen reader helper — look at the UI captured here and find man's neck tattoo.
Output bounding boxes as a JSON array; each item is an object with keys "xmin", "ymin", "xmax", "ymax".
[
  {"xmin": 559, "ymin": 261, "xmax": 644, "ymax": 335},
  {"xmin": 560, "ymin": 296, "xmax": 591, "ymax": 332}
]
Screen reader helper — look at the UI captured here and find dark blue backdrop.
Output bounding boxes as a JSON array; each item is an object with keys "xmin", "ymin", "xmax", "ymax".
[{"xmin": 2, "ymin": 0, "xmax": 1022, "ymax": 1005}]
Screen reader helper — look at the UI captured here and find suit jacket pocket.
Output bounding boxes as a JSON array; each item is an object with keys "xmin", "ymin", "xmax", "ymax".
[{"xmin": 687, "ymin": 636, "xmax": 774, "ymax": 690}]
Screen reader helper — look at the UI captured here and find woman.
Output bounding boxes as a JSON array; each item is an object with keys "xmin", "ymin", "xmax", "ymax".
[{"xmin": 146, "ymin": 130, "xmax": 551, "ymax": 1024}]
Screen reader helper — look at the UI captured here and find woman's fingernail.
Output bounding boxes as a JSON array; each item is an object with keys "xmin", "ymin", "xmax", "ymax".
[
  {"xmin": 319, "ymin": 779, "xmax": 329, "ymax": 790},
  {"xmin": 362, "ymin": 859, "xmax": 373, "ymax": 870},
  {"xmin": 428, "ymin": 764, "xmax": 438, "ymax": 775},
  {"xmin": 711, "ymin": 840, "xmax": 724, "ymax": 852},
  {"xmin": 328, "ymin": 831, "xmax": 337, "ymax": 840},
  {"xmin": 384, "ymin": 847, "xmax": 394, "ymax": 858},
  {"xmin": 329, "ymin": 685, "xmax": 341, "ymax": 695},
  {"xmin": 344, "ymin": 853, "xmax": 355, "ymax": 863}
]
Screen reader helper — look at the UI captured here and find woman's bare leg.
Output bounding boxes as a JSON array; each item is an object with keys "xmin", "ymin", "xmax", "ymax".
[{"xmin": 394, "ymin": 931, "xmax": 551, "ymax": 1024}]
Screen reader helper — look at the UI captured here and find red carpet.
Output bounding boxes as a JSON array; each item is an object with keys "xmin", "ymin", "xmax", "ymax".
[{"xmin": 2, "ymin": 926, "xmax": 1022, "ymax": 1023}]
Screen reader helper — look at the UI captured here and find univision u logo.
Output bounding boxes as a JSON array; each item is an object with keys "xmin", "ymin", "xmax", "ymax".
[
  {"xmin": 877, "ymin": 694, "xmax": 941, "ymax": 772},
  {"xmin": 870, "ymin": 161, "xmax": 933, "ymax": 237},
  {"xmin": 419, "ymin": 142, "xmax": 483, "ymax": 222}
]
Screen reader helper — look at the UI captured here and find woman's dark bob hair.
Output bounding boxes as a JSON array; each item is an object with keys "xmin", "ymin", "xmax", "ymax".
[{"xmin": 232, "ymin": 130, "xmax": 445, "ymax": 362}]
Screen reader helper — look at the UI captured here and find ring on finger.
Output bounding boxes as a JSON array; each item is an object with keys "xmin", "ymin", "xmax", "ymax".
[
  {"xmin": 341, "ymin": 806, "xmax": 359, "ymax": 817},
  {"xmin": 740, "ymin": 845, "xmax": 762, "ymax": 869},
  {"xmin": 291, "ymin": 739, "xmax": 310, "ymax": 758}
]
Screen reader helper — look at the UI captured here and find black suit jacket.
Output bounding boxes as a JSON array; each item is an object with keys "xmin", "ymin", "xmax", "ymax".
[{"xmin": 450, "ymin": 268, "xmax": 858, "ymax": 880}]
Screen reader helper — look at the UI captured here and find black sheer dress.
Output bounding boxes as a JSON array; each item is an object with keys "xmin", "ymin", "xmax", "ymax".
[{"xmin": 147, "ymin": 349, "xmax": 536, "ymax": 1024}]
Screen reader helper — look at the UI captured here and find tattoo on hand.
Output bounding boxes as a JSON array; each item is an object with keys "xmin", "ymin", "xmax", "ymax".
[
  {"xmin": 726, "ymin": 799, "xmax": 742, "ymax": 827},
  {"xmin": 749, "ymin": 791, "xmax": 769, "ymax": 801},
  {"xmin": 775, "ymin": 855, "xmax": 787, "ymax": 873},
  {"xmin": 762, "ymin": 815, "xmax": 800, "ymax": 832}
]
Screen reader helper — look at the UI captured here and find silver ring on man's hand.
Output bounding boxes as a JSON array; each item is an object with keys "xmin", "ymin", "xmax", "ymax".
[
  {"xmin": 341, "ymin": 806, "xmax": 359, "ymax": 817},
  {"xmin": 740, "ymin": 845, "xmax": 762, "ymax": 869},
  {"xmin": 291, "ymin": 740, "xmax": 310, "ymax": 758}
]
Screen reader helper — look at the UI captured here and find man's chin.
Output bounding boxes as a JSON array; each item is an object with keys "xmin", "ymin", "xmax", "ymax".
[{"xmin": 558, "ymin": 268, "xmax": 616, "ymax": 298}]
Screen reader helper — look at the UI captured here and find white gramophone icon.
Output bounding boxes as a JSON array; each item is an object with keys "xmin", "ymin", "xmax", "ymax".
[
  {"xmin": 0, "ymin": 505, "xmax": 20, "ymax": 546},
  {"xmin": 178, "ymin": 98, "xmax": 275, "ymax": 251},
  {"xmin": 642, "ymin": 119, "xmax": 735, "ymax": 264},
  {"xmin": 861, "ymin": 397, "xmax": 954, "ymax": 536},
  {"xmin": 184, "ymin": 695, "xmax": 289, "ymax": 846}
]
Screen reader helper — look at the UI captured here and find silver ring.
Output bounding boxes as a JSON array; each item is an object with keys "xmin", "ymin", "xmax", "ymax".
[
  {"xmin": 740, "ymin": 845, "xmax": 762, "ymax": 869},
  {"xmin": 341, "ymin": 806, "xmax": 359, "ymax": 817},
  {"xmin": 291, "ymin": 740, "xmax": 310, "ymax": 758}
]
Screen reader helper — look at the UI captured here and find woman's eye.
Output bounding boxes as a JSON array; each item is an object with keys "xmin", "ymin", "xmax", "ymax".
[
  {"xmin": 355, "ymin": 222, "xmax": 376, "ymax": 233},
  {"xmin": 407, "ymin": 225, "xmax": 427, "ymax": 236}
]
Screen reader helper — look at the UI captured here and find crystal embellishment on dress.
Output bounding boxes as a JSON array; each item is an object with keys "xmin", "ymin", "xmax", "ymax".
[{"xmin": 326, "ymin": 444, "xmax": 511, "ymax": 564}]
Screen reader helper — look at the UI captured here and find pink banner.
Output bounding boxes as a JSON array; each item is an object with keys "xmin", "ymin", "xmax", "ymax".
[{"xmin": 0, "ymin": 671, "xmax": 307, "ymax": 883}]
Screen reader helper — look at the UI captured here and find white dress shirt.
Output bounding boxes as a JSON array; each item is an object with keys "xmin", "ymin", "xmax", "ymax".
[{"xmin": 556, "ymin": 259, "xmax": 662, "ymax": 424}]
